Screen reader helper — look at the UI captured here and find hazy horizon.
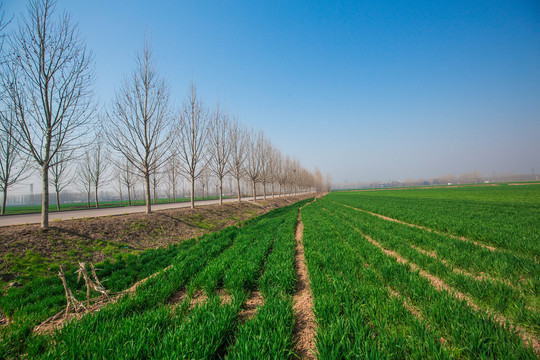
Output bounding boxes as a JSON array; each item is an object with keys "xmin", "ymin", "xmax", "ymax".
[{"xmin": 4, "ymin": 0, "xmax": 540, "ymax": 186}]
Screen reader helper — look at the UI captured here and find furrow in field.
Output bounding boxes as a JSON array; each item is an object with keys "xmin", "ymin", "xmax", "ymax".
[
  {"xmin": 408, "ymin": 244, "xmax": 514, "ymax": 288},
  {"xmin": 293, "ymin": 207, "xmax": 317, "ymax": 360},
  {"xmin": 337, "ymin": 202, "xmax": 498, "ymax": 252},
  {"xmin": 337, "ymin": 213, "xmax": 540, "ymax": 355},
  {"xmin": 238, "ymin": 289, "xmax": 264, "ymax": 324}
]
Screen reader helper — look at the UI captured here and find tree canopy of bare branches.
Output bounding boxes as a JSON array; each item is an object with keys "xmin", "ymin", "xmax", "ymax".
[
  {"xmin": 0, "ymin": 109, "xmax": 30, "ymax": 214},
  {"xmin": 107, "ymin": 36, "xmax": 172, "ymax": 214},
  {"xmin": 177, "ymin": 81, "xmax": 209, "ymax": 208},
  {"xmin": 2, "ymin": 0, "xmax": 94, "ymax": 227}
]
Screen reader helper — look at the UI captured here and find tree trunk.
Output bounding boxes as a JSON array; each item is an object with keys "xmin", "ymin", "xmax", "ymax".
[
  {"xmin": 41, "ymin": 164, "xmax": 49, "ymax": 228},
  {"xmin": 145, "ymin": 170, "xmax": 151, "ymax": 214},
  {"xmin": 190, "ymin": 175, "xmax": 195, "ymax": 209},
  {"xmin": 263, "ymin": 182, "xmax": 267, "ymax": 200},
  {"xmin": 279, "ymin": 183, "xmax": 282, "ymax": 197},
  {"xmin": 172, "ymin": 182, "xmax": 176, "ymax": 203},
  {"xmin": 1, "ymin": 185, "xmax": 7, "ymax": 215},
  {"xmin": 55, "ymin": 186, "xmax": 61, "ymax": 211},
  {"xmin": 127, "ymin": 184, "xmax": 132, "ymax": 206},
  {"xmin": 95, "ymin": 183, "xmax": 100, "ymax": 208},
  {"xmin": 236, "ymin": 176, "xmax": 241, "ymax": 203},
  {"xmin": 119, "ymin": 185, "xmax": 123, "ymax": 206},
  {"xmin": 219, "ymin": 176, "xmax": 223, "ymax": 205},
  {"xmin": 87, "ymin": 191, "xmax": 91, "ymax": 208},
  {"xmin": 271, "ymin": 183, "xmax": 275, "ymax": 198},
  {"xmin": 252, "ymin": 181, "xmax": 256, "ymax": 201}
]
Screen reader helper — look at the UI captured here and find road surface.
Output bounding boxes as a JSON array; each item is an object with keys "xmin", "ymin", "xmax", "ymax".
[{"xmin": 0, "ymin": 195, "xmax": 294, "ymax": 227}]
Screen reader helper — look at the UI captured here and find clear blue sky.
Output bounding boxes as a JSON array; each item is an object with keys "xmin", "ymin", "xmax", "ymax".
[{"xmin": 5, "ymin": 0, "xmax": 540, "ymax": 183}]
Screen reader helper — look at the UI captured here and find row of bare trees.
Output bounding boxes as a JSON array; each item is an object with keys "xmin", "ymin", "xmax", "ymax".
[{"xmin": 0, "ymin": 0, "xmax": 330, "ymax": 228}]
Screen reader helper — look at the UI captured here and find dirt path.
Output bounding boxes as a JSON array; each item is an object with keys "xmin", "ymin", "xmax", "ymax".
[
  {"xmin": 293, "ymin": 207, "xmax": 317, "ymax": 360},
  {"xmin": 338, "ymin": 203, "xmax": 497, "ymax": 252},
  {"xmin": 238, "ymin": 289, "xmax": 264, "ymax": 324}
]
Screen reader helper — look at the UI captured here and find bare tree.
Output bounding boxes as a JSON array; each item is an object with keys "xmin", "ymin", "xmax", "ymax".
[
  {"xmin": 244, "ymin": 130, "xmax": 263, "ymax": 201},
  {"xmin": 50, "ymin": 149, "xmax": 74, "ymax": 211},
  {"xmin": 229, "ymin": 117, "xmax": 247, "ymax": 202},
  {"xmin": 107, "ymin": 36, "xmax": 172, "ymax": 214},
  {"xmin": 165, "ymin": 150, "xmax": 180, "ymax": 202},
  {"xmin": 259, "ymin": 138, "xmax": 274, "ymax": 200},
  {"xmin": 208, "ymin": 103, "xmax": 232, "ymax": 204},
  {"xmin": 0, "ymin": 110, "xmax": 30, "ymax": 214},
  {"xmin": 2, "ymin": 0, "xmax": 94, "ymax": 228},
  {"xmin": 89, "ymin": 140, "xmax": 109, "ymax": 208},
  {"xmin": 118, "ymin": 157, "xmax": 136, "ymax": 206},
  {"xmin": 177, "ymin": 81, "xmax": 209, "ymax": 209},
  {"xmin": 77, "ymin": 153, "xmax": 93, "ymax": 208}
]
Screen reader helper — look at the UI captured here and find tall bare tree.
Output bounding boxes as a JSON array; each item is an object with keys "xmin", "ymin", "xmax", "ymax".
[
  {"xmin": 165, "ymin": 150, "xmax": 180, "ymax": 202},
  {"xmin": 177, "ymin": 81, "xmax": 209, "ymax": 209},
  {"xmin": 244, "ymin": 129, "xmax": 263, "ymax": 201},
  {"xmin": 208, "ymin": 103, "xmax": 232, "ymax": 204},
  {"xmin": 2, "ymin": 0, "xmax": 94, "ymax": 228},
  {"xmin": 229, "ymin": 117, "xmax": 247, "ymax": 202},
  {"xmin": 117, "ymin": 157, "xmax": 136, "ymax": 206},
  {"xmin": 89, "ymin": 140, "xmax": 109, "ymax": 208},
  {"xmin": 108, "ymin": 36, "xmax": 172, "ymax": 214},
  {"xmin": 77, "ymin": 153, "xmax": 93, "ymax": 208},
  {"xmin": 0, "ymin": 110, "xmax": 30, "ymax": 214},
  {"xmin": 50, "ymin": 149, "xmax": 74, "ymax": 211},
  {"xmin": 259, "ymin": 138, "xmax": 274, "ymax": 200}
]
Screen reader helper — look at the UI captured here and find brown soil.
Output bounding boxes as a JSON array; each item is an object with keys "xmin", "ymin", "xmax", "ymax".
[
  {"xmin": 218, "ymin": 289, "xmax": 232, "ymax": 305},
  {"xmin": 340, "ymin": 218, "xmax": 540, "ymax": 355},
  {"xmin": 339, "ymin": 203, "xmax": 497, "ymax": 252},
  {"xmin": 293, "ymin": 206, "xmax": 317, "ymax": 360},
  {"xmin": 508, "ymin": 183, "xmax": 540, "ymax": 186},
  {"xmin": 0, "ymin": 195, "xmax": 311, "ymax": 284},
  {"xmin": 238, "ymin": 289, "xmax": 264, "ymax": 324}
]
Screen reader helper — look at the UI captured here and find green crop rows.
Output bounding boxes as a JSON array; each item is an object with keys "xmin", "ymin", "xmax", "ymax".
[
  {"xmin": 0, "ymin": 199, "xmax": 311, "ymax": 359},
  {"xmin": 302, "ymin": 186, "xmax": 538, "ymax": 359}
]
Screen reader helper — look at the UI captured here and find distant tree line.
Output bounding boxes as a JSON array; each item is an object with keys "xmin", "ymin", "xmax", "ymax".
[{"xmin": 0, "ymin": 0, "xmax": 331, "ymax": 227}]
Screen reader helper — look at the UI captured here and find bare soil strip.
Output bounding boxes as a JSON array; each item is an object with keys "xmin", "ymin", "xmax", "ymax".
[
  {"xmin": 338, "ymin": 203, "xmax": 497, "ymax": 252},
  {"xmin": 508, "ymin": 183, "xmax": 540, "ymax": 186},
  {"xmin": 386, "ymin": 286, "xmax": 449, "ymax": 346},
  {"xmin": 238, "ymin": 289, "xmax": 264, "ymax": 324},
  {"xmin": 338, "ymin": 216, "xmax": 540, "ymax": 355},
  {"xmin": 293, "ymin": 207, "xmax": 317, "ymax": 360}
]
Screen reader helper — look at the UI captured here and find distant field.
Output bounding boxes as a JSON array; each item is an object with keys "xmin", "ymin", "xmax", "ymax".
[{"xmin": 2, "ymin": 196, "xmax": 225, "ymax": 215}]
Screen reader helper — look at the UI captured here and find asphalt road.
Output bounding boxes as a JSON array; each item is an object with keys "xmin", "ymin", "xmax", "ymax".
[{"xmin": 0, "ymin": 195, "xmax": 285, "ymax": 227}]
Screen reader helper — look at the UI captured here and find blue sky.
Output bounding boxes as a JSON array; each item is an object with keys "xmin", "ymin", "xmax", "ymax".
[{"xmin": 5, "ymin": 0, "xmax": 540, "ymax": 183}]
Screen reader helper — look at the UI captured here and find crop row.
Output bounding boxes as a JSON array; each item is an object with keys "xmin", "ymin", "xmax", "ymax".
[{"xmin": 301, "ymin": 199, "xmax": 537, "ymax": 359}]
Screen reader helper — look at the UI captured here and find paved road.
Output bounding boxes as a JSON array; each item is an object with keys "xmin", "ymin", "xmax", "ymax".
[{"xmin": 0, "ymin": 195, "xmax": 291, "ymax": 227}]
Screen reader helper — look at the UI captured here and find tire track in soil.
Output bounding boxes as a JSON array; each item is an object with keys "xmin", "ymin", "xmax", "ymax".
[
  {"xmin": 336, "ymin": 202, "xmax": 498, "ymax": 252},
  {"xmin": 293, "ymin": 206, "xmax": 317, "ymax": 360},
  {"xmin": 332, "ymin": 210, "xmax": 540, "ymax": 356}
]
